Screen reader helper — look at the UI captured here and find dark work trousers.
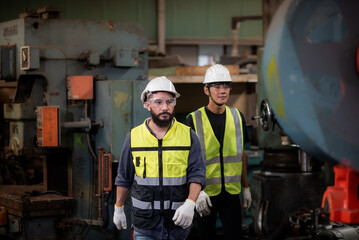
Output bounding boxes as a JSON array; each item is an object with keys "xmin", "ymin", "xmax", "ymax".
[{"xmin": 197, "ymin": 191, "xmax": 242, "ymax": 240}]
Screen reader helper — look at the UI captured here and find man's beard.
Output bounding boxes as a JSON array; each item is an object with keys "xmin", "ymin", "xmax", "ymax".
[{"xmin": 150, "ymin": 110, "xmax": 174, "ymax": 128}]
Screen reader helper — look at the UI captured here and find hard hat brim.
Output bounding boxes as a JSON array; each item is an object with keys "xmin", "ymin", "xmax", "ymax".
[{"xmin": 141, "ymin": 90, "xmax": 180, "ymax": 102}]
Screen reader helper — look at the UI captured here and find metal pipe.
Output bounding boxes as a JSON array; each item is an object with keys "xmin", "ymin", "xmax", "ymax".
[
  {"xmin": 60, "ymin": 217, "xmax": 104, "ymax": 226},
  {"xmin": 231, "ymin": 22, "xmax": 240, "ymax": 56},
  {"xmin": 61, "ymin": 120, "xmax": 91, "ymax": 129},
  {"xmin": 97, "ymin": 148, "xmax": 103, "ymax": 224},
  {"xmin": 87, "ymin": 133, "xmax": 97, "ymax": 167},
  {"xmin": 298, "ymin": 149, "xmax": 312, "ymax": 172},
  {"xmin": 61, "ymin": 120, "xmax": 103, "ymax": 129},
  {"xmin": 91, "ymin": 121, "xmax": 104, "ymax": 127},
  {"xmin": 158, "ymin": 0, "xmax": 165, "ymax": 55},
  {"xmin": 230, "ymin": 16, "xmax": 262, "ymax": 56}
]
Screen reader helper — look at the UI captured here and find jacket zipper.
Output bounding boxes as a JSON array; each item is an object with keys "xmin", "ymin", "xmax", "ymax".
[
  {"xmin": 143, "ymin": 157, "xmax": 146, "ymax": 178},
  {"xmin": 158, "ymin": 139, "xmax": 164, "ymax": 215}
]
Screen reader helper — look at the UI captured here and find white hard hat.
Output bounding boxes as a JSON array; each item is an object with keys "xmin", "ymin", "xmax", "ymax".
[
  {"xmin": 141, "ymin": 76, "xmax": 180, "ymax": 102},
  {"xmin": 203, "ymin": 64, "xmax": 232, "ymax": 84}
]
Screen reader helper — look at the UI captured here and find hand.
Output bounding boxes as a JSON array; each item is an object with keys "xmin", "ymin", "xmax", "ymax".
[
  {"xmin": 172, "ymin": 199, "xmax": 196, "ymax": 228},
  {"xmin": 196, "ymin": 190, "xmax": 212, "ymax": 217},
  {"xmin": 113, "ymin": 204, "xmax": 127, "ymax": 230},
  {"xmin": 242, "ymin": 187, "xmax": 252, "ymax": 210}
]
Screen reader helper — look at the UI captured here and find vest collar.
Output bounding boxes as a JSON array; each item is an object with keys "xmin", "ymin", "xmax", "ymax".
[{"xmin": 144, "ymin": 118, "xmax": 177, "ymax": 140}]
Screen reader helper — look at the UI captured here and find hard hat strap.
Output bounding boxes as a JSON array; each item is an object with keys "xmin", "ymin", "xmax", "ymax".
[{"xmin": 207, "ymin": 86, "xmax": 224, "ymax": 106}]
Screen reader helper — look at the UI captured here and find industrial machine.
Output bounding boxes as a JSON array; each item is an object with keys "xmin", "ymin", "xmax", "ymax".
[
  {"xmin": 0, "ymin": 6, "xmax": 148, "ymax": 240},
  {"xmin": 251, "ymin": 0, "xmax": 359, "ymax": 239}
]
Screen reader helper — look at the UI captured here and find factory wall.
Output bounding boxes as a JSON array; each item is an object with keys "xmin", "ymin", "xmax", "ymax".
[{"xmin": 0, "ymin": 0, "xmax": 262, "ymax": 39}]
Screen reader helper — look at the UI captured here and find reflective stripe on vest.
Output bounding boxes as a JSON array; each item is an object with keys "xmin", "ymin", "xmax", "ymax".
[
  {"xmin": 191, "ymin": 106, "xmax": 243, "ymax": 196},
  {"xmin": 134, "ymin": 175, "xmax": 187, "ymax": 186},
  {"xmin": 130, "ymin": 118, "xmax": 191, "ymax": 213},
  {"xmin": 132, "ymin": 197, "xmax": 184, "ymax": 211}
]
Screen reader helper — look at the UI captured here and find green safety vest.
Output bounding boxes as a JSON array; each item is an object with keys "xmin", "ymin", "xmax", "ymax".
[
  {"xmin": 190, "ymin": 106, "xmax": 243, "ymax": 196},
  {"xmin": 130, "ymin": 118, "xmax": 191, "ymax": 229}
]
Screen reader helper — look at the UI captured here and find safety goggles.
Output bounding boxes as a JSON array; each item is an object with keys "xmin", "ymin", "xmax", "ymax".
[
  {"xmin": 208, "ymin": 82, "xmax": 232, "ymax": 91},
  {"xmin": 148, "ymin": 97, "xmax": 176, "ymax": 108}
]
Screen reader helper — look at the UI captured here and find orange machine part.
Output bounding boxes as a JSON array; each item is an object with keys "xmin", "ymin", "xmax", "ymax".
[
  {"xmin": 322, "ymin": 164, "xmax": 359, "ymax": 224},
  {"xmin": 67, "ymin": 75, "xmax": 93, "ymax": 100},
  {"xmin": 37, "ymin": 106, "xmax": 59, "ymax": 147}
]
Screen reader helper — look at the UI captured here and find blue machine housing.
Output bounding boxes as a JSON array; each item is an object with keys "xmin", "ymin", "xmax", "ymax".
[{"xmin": 261, "ymin": 0, "xmax": 359, "ymax": 169}]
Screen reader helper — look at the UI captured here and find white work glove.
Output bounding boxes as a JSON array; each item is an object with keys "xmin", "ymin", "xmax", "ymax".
[
  {"xmin": 242, "ymin": 187, "xmax": 252, "ymax": 210},
  {"xmin": 196, "ymin": 190, "xmax": 212, "ymax": 217},
  {"xmin": 172, "ymin": 199, "xmax": 196, "ymax": 228},
  {"xmin": 113, "ymin": 204, "xmax": 127, "ymax": 230}
]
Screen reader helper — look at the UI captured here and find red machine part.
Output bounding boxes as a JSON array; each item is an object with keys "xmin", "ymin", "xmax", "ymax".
[
  {"xmin": 97, "ymin": 148, "xmax": 112, "ymax": 193},
  {"xmin": 103, "ymin": 153, "xmax": 112, "ymax": 191},
  {"xmin": 322, "ymin": 164, "xmax": 359, "ymax": 223}
]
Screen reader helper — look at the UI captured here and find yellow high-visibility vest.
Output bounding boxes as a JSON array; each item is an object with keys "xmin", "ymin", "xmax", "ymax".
[
  {"xmin": 130, "ymin": 118, "xmax": 191, "ymax": 229},
  {"xmin": 190, "ymin": 106, "xmax": 243, "ymax": 196}
]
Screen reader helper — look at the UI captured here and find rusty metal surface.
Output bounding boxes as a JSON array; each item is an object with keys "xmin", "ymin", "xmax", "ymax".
[
  {"xmin": 0, "ymin": 80, "xmax": 16, "ymax": 103},
  {"xmin": 0, "ymin": 185, "xmax": 74, "ymax": 218},
  {"xmin": 36, "ymin": 106, "xmax": 60, "ymax": 147}
]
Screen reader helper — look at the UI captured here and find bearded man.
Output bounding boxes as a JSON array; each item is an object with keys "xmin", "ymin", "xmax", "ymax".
[{"xmin": 113, "ymin": 76, "xmax": 206, "ymax": 240}]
